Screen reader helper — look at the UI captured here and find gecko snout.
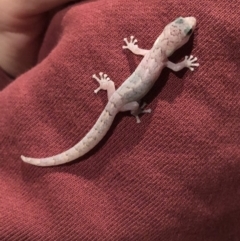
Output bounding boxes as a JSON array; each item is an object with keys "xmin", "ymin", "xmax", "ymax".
[{"xmin": 185, "ymin": 17, "xmax": 197, "ymax": 30}]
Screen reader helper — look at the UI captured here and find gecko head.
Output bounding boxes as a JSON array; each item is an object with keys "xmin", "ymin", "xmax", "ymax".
[{"xmin": 164, "ymin": 16, "xmax": 197, "ymax": 56}]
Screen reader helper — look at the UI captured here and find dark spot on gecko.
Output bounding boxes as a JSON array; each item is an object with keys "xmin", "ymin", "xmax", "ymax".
[
  {"xmin": 108, "ymin": 101, "xmax": 116, "ymax": 109},
  {"xmin": 105, "ymin": 109, "xmax": 113, "ymax": 117},
  {"xmin": 175, "ymin": 17, "xmax": 184, "ymax": 24}
]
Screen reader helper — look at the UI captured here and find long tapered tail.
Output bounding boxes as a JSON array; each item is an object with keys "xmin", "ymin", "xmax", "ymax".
[{"xmin": 21, "ymin": 103, "xmax": 118, "ymax": 167}]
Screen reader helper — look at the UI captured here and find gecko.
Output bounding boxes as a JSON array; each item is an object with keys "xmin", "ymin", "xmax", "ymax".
[{"xmin": 21, "ymin": 16, "xmax": 199, "ymax": 167}]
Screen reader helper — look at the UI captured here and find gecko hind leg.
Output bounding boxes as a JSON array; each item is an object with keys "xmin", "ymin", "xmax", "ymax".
[
  {"xmin": 92, "ymin": 72, "xmax": 116, "ymax": 100},
  {"xmin": 120, "ymin": 102, "xmax": 152, "ymax": 123}
]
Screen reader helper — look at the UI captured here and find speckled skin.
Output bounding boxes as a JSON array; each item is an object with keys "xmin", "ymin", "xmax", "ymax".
[{"xmin": 21, "ymin": 17, "xmax": 199, "ymax": 167}]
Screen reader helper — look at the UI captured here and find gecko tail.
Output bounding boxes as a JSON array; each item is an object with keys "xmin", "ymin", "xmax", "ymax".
[
  {"xmin": 21, "ymin": 154, "xmax": 56, "ymax": 166},
  {"xmin": 21, "ymin": 155, "xmax": 45, "ymax": 166},
  {"xmin": 21, "ymin": 103, "xmax": 118, "ymax": 167}
]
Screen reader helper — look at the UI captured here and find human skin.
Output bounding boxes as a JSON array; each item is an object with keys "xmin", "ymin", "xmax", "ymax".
[{"xmin": 0, "ymin": 0, "xmax": 76, "ymax": 77}]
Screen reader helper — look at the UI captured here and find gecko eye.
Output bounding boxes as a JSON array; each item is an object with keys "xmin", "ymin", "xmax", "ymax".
[{"xmin": 186, "ymin": 28, "xmax": 193, "ymax": 35}]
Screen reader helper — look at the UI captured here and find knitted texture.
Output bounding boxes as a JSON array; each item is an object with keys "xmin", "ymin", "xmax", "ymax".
[{"xmin": 1, "ymin": 0, "xmax": 240, "ymax": 240}]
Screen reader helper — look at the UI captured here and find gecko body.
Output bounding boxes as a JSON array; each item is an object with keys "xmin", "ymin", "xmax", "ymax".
[{"xmin": 21, "ymin": 16, "xmax": 199, "ymax": 166}]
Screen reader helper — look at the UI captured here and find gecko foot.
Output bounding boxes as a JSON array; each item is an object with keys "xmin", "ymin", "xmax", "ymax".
[
  {"xmin": 184, "ymin": 55, "xmax": 199, "ymax": 71},
  {"xmin": 140, "ymin": 102, "xmax": 152, "ymax": 114},
  {"xmin": 92, "ymin": 72, "xmax": 113, "ymax": 94},
  {"xmin": 122, "ymin": 36, "xmax": 138, "ymax": 51},
  {"xmin": 133, "ymin": 102, "xmax": 152, "ymax": 124}
]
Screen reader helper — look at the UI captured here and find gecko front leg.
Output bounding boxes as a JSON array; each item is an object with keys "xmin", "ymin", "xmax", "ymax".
[
  {"xmin": 167, "ymin": 55, "xmax": 199, "ymax": 72},
  {"xmin": 122, "ymin": 36, "xmax": 149, "ymax": 56},
  {"xmin": 92, "ymin": 72, "xmax": 115, "ymax": 99}
]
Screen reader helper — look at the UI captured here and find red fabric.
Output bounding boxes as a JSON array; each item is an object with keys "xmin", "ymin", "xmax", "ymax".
[{"xmin": 1, "ymin": 0, "xmax": 240, "ymax": 240}]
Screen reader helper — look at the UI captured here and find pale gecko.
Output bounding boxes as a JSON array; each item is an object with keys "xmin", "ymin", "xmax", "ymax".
[{"xmin": 21, "ymin": 16, "xmax": 199, "ymax": 167}]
